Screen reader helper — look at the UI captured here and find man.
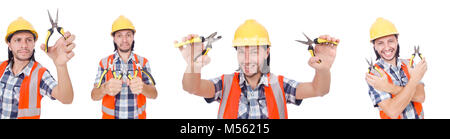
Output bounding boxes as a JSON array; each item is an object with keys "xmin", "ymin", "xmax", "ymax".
[
  {"xmin": 365, "ymin": 17, "xmax": 427, "ymax": 119},
  {"xmin": 91, "ymin": 15, "xmax": 157, "ymax": 119},
  {"xmin": 0, "ymin": 17, "xmax": 76, "ymax": 119},
  {"xmin": 175, "ymin": 19, "xmax": 339, "ymax": 119}
]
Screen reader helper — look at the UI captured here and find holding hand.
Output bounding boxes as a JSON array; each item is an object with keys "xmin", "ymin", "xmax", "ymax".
[
  {"xmin": 175, "ymin": 34, "xmax": 211, "ymax": 73},
  {"xmin": 40, "ymin": 31, "xmax": 76, "ymax": 67},
  {"xmin": 127, "ymin": 77, "xmax": 144, "ymax": 95},
  {"xmin": 309, "ymin": 35, "xmax": 339, "ymax": 71},
  {"xmin": 366, "ymin": 70, "xmax": 393, "ymax": 92},
  {"xmin": 103, "ymin": 78, "xmax": 122, "ymax": 96},
  {"xmin": 409, "ymin": 57, "xmax": 427, "ymax": 84}
]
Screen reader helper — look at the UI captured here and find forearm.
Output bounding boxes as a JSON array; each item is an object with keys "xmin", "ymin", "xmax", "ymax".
[
  {"xmin": 182, "ymin": 73, "xmax": 214, "ymax": 97},
  {"xmin": 388, "ymin": 83, "xmax": 425, "ymax": 103},
  {"xmin": 141, "ymin": 84, "xmax": 157, "ymax": 99},
  {"xmin": 380, "ymin": 81, "xmax": 418, "ymax": 118},
  {"xmin": 52, "ymin": 65, "xmax": 74, "ymax": 104},
  {"xmin": 311, "ymin": 69, "xmax": 331, "ymax": 96},
  {"xmin": 91, "ymin": 84, "xmax": 106, "ymax": 101},
  {"xmin": 183, "ymin": 72, "xmax": 202, "ymax": 93}
]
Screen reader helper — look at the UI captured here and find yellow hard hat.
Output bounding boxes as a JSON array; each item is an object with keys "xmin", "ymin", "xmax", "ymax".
[
  {"xmin": 5, "ymin": 17, "xmax": 38, "ymax": 43},
  {"xmin": 370, "ymin": 17, "xmax": 398, "ymax": 42},
  {"xmin": 111, "ymin": 15, "xmax": 136, "ymax": 36},
  {"xmin": 232, "ymin": 19, "xmax": 271, "ymax": 47}
]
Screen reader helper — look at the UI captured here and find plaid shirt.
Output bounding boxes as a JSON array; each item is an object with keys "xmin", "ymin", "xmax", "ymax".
[
  {"xmin": 367, "ymin": 59, "xmax": 424, "ymax": 119},
  {"xmin": 0, "ymin": 60, "xmax": 57, "ymax": 119},
  {"xmin": 94, "ymin": 52, "xmax": 152, "ymax": 119},
  {"xmin": 206, "ymin": 72, "xmax": 302, "ymax": 119}
]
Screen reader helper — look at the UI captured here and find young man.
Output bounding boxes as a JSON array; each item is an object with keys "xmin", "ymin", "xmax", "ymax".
[
  {"xmin": 91, "ymin": 15, "xmax": 157, "ymax": 119},
  {"xmin": 365, "ymin": 17, "xmax": 427, "ymax": 119},
  {"xmin": 0, "ymin": 17, "xmax": 76, "ymax": 119},
  {"xmin": 175, "ymin": 19, "xmax": 339, "ymax": 119}
]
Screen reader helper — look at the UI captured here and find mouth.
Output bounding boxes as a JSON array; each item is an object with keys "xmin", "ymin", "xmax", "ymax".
[
  {"xmin": 381, "ymin": 48, "xmax": 395, "ymax": 59},
  {"xmin": 18, "ymin": 50, "xmax": 30, "ymax": 54},
  {"xmin": 241, "ymin": 63, "xmax": 258, "ymax": 73}
]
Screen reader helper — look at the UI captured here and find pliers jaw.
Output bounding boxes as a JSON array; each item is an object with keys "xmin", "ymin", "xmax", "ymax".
[
  {"xmin": 414, "ymin": 45, "xmax": 423, "ymax": 59},
  {"xmin": 366, "ymin": 58, "xmax": 375, "ymax": 73},
  {"xmin": 296, "ymin": 33, "xmax": 321, "ymax": 63},
  {"xmin": 193, "ymin": 32, "xmax": 222, "ymax": 61},
  {"xmin": 44, "ymin": 9, "xmax": 66, "ymax": 53},
  {"xmin": 410, "ymin": 45, "xmax": 423, "ymax": 67}
]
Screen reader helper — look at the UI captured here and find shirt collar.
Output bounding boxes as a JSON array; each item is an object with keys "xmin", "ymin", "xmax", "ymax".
[
  {"xmin": 238, "ymin": 71, "xmax": 270, "ymax": 88},
  {"xmin": 377, "ymin": 58, "xmax": 403, "ymax": 71},
  {"xmin": 6, "ymin": 60, "xmax": 35, "ymax": 76},
  {"xmin": 113, "ymin": 51, "xmax": 135, "ymax": 63}
]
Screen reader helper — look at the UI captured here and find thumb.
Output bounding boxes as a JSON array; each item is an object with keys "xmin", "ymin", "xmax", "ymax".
[{"xmin": 40, "ymin": 44, "xmax": 46, "ymax": 51}]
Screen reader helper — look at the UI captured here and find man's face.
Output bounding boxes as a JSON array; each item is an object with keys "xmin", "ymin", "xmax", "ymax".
[
  {"xmin": 113, "ymin": 29, "xmax": 134, "ymax": 53},
  {"xmin": 236, "ymin": 46, "xmax": 269, "ymax": 77},
  {"xmin": 374, "ymin": 34, "xmax": 398, "ymax": 61},
  {"xmin": 7, "ymin": 31, "xmax": 35, "ymax": 61}
]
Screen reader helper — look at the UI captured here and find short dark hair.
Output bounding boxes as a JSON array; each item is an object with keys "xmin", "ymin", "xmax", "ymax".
[
  {"xmin": 372, "ymin": 35, "xmax": 400, "ymax": 60},
  {"xmin": 6, "ymin": 30, "xmax": 36, "ymax": 67}
]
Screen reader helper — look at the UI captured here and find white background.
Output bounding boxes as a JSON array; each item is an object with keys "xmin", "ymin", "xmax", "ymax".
[{"xmin": 0, "ymin": 0, "xmax": 448, "ymax": 119}]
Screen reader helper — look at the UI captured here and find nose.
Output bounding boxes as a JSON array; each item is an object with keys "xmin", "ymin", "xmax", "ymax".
[
  {"xmin": 121, "ymin": 36, "xmax": 128, "ymax": 44},
  {"xmin": 245, "ymin": 47, "xmax": 250, "ymax": 66},
  {"xmin": 20, "ymin": 40, "xmax": 28, "ymax": 49}
]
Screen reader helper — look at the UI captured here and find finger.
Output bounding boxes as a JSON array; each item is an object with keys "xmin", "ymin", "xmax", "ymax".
[
  {"xmin": 335, "ymin": 38, "xmax": 340, "ymax": 44},
  {"xmin": 190, "ymin": 34, "xmax": 199, "ymax": 39},
  {"xmin": 67, "ymin": 52, "xmax": 75, "ymax": 59},
  {"xmin": 366, "ymin": 73, "xmax": 375, "ymax": 80},
  {"xmin": 310, "ymin": 56, "xmax": 321, "ymax": 63},
  {"xmin": 202, "ymin": 55, "xmax": 211, "ymax": 66},
  {"xmin": 40, "ymin": 44, "xmax": 46, "ymax": 51},
  {"xmin": 132, "ymin": 78, "xmax": 142, "ymax": 84},
  {"xmin": 65, "ymin": 43, "xmax": 76, "ymax": 52},
  {"xmin": 64, "ymin": 31, "xmax": 71, "ymax": 38},
  {"xmin": 325, "ymin": 35, "xmax": 332, "ymax": 42},
  {"xmin": 187, "ymin": 34, "xmax": 194, "ymax": 40},
  {"xmin": 318, "ymin": 34, "xmax": 329, "ymax": 40},
  {"xmin": 178, "ymin": 46, "xmax": 185, "ymax": 53},
  {"xmin": 65, "ymin": 34, "xmax": 76, "ymax": 44}
]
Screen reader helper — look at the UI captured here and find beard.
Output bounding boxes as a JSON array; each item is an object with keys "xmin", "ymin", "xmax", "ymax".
[
  {"xmin": 118, "ymin": 47, "xmax": 131, "ymax": 53},
  {"xmin": 240, "ymin": 62, "xmax": 261, "ymax": 78},
  {"xmin": 13, "ymin": 49, "xmax": 33, "ymax": 61}
]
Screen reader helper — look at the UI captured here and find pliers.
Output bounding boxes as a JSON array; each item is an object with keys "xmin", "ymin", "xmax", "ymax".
[
  {"xmin": 194, "ymin": 32, "xmax": 222, "ymax": 61},
  {"xmin": 96, "ymin": 62, "xmax": 122, "ymax": 88},
  {"xmin": 296, "ymin": 33, "xmax": 338, "ymax": 63},
  {"xmin": 366, "ymin": 58, "xmax": 383, "ymax": 77},
  {"xmin": 409, "ymin": 45, "xmax": 423, "ymax": 67},
  {"xmin": 295, "ymin": 33, "xmax": 338, "ymax": 63},
  {"xmin": 127, "ymin": 62, "xmax": 156, "ymax": 85},
  {"xmin": 44, "ymin": 9, "xmax": 66, "ymax": 53},
  {"xmin": 174, "ymin": 32, "xmax": 222, "ymax": 61}
]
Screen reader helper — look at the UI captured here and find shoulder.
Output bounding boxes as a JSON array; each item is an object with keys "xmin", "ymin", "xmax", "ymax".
[
  {"xmin": 99, "ymin": 54, "xmax": 115, "ymax": 67},
  {"xmin": 33, "ymin": 61, "xmax": 47, "ymax": 70},
  {"xmin": 398, "ymin": 58, "xmax": 410, "ymax": 65},
  {"xmin": 133, "ymin": 53, "xmax": 149, "ymax": 64}
]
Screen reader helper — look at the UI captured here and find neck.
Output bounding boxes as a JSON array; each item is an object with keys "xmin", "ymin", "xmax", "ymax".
[
  {"xmin": 117, "ymin": 50, "xmax": 132, "ymax": 62},
  {"xmin": 384, "ymin": 58, "xmax": 397, "ymax": 67},
  {"xmin": 12, "ymin": 59, "xmax": 31, "ymax": 76},
  {"xmin": 244, "ymin": 72, "xmax": 263, "ymax": 90}
]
